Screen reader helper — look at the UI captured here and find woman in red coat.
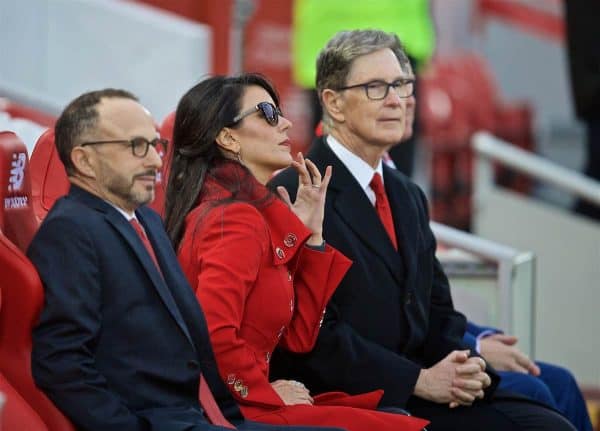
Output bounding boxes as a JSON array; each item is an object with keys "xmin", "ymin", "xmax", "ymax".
[{"xmin": 165, "ymin": 74, "xmax": 428, "ymax": 431}]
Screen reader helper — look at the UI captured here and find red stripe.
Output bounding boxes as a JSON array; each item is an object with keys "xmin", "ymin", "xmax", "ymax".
[{"xmin": 478, "ymin": 0, "xmax": 564, "ymax": 42}]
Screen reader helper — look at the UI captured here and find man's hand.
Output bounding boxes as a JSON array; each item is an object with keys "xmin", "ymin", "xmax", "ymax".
[
  {"xmin": 449, "ymin": 356, "xmax": 491, "ymax": 408},
  {"xmin": 479, "ymin": 334, "xmax": 540, "ymax": 375}
]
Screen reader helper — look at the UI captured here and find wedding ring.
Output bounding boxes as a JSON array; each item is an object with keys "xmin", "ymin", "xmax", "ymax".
[
  {"xmin": 291, "ymin": 381, "xmax": 303, "ymax": 387},
  {"xmin": 311, "ymin": 184, "xmax": 321, "ymax": 189}
]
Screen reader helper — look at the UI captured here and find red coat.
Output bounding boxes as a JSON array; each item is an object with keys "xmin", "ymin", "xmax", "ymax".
[{"xmin": 178, "ymin": 163, "xmax": 428, "ymax": 431}]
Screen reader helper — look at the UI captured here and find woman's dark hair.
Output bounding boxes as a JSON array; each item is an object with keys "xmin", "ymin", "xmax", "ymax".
[{"xmin": 165, "ymin": 73, "xmax": 280, "ymax": 250}]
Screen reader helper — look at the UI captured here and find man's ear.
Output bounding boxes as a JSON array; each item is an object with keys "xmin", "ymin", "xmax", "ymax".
[
  {"xmin": 70, "ymin": 147, "xmax": 97, "ymax": 178},
  {"xmin": 321, "ymin": 89, "xmax": 345, "ymax": 123},
  {"xmin": 215, "ymin": 127, "xmax": 240, "ymax": 154}
]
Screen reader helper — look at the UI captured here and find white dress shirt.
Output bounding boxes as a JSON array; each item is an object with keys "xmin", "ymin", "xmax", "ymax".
[{"xmin": 326, "ymin": 135, "xmax": 384, "ymax": 206}]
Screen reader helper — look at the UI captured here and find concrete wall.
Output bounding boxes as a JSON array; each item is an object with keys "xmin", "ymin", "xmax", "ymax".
[{"xmin": 0, "ymin": 0, "xmax": 211, "ymax": 122}]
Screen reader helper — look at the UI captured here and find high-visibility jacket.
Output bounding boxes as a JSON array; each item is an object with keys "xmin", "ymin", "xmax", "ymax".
[{"xmin": 292, "ymin": 0, "xmax": 435, "ymax": 88}]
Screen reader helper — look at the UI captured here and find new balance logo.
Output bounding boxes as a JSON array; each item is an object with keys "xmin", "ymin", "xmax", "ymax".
[{"xmin": 8, "ymin": 152, "xmax": 26, "ymax": 192}]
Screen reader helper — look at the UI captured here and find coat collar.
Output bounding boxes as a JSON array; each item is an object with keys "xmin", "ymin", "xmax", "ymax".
[
  {"xmin": 307, "ymin": 137, "xmax": 419, "ymax": 284},
  {"xmin": 68, "ymin": 184, "xmax": 196, "ymax": 349},
  {"xmin": 201, "ymin": 162, "xmax": 313, "ymax": 266}
]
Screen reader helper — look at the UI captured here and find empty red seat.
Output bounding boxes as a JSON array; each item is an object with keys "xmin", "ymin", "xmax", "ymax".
[
  {"xmin": 0, "ymin": 232, "xmax": 75, "ymax": 431},
  {"xmin": 0, "ymin": 131, "xmax": 40, "ymax": 252},
  {"xmin": 29, "ymin": 129, "xmax": 69, "ymax": 221}
]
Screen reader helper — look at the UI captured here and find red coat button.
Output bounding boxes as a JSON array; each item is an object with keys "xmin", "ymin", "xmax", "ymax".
[{"xmin": 283, "ymin": 233, "xmax": 297, "ymax": 248}]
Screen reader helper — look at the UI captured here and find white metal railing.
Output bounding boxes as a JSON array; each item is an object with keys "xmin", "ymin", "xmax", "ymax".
[
  {"xmin": 473, "ymin": 131, "xmax": 600, "ymax": 206},
  {"xmin": 431, "ymin": 221, "xmax": 536, "ymax": 354}
]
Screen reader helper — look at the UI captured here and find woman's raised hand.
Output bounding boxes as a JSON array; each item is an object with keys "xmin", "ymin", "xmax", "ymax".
[
  {"xmin": 271, "ymin": 379, "xmax": 314, "ymax": 405},
  {"xmin": 276, "ymin": 153, "xmax": 332, "ymax": 246}
]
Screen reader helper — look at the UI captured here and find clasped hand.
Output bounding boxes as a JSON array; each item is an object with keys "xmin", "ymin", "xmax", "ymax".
[
  {"xmin": 276, "ymin": 153, "xmax": 332, "ymax": 246},
  {"xmin": 415, "ymin": 350, "xmax": 492, "ymax": 409}
]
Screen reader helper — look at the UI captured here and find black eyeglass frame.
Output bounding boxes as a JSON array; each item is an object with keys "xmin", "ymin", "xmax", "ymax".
[
  {"xmin": 336, "ymin": 79, "xmax": 415, "ymax": 100},
  {"xmin": 80, "ymin": 137, "xmax": 168, "ymax": 158},
  {"xmin": 232, "ymin": 101, "xmax": 283, "ymax": 127}
]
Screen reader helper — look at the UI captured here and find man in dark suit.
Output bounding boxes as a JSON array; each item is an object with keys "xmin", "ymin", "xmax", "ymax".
[
  {"xmin": 270, "ymin": 29, "xmax": 575, "ymax": 431},
  {"xmin": 28, "ymin": 89, "xmax": 343, "ymax": 431}
]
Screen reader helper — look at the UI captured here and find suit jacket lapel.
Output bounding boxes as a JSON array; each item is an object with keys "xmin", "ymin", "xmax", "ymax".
[
  {"xmin": 131, "ymin": 211, "xmax": 196, "ymax": 349},
  {"xmin": 71, "ymin": 185, "xmax": 197, "ymax": 350},
  {"xmin": 383, "ymin": 165, "xmax": 418, "ymax": 281},
  {"xmin": 309, "ymin": 138, "xmax": 405, "ymax": 285}
]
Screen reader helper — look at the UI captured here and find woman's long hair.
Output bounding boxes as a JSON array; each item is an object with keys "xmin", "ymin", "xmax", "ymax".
[{"xmin": 164, "ymin": 73, "xmax": 280, "ymax": 250}]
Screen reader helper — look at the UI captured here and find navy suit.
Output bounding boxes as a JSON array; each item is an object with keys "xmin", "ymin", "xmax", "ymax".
[
  {"xmin": 28, "ymin": 185, "xmax": 341, "ymax": 431},
  {"xmin": 270, "ymin": 137, "xmax": 576, "ymax": 431}
]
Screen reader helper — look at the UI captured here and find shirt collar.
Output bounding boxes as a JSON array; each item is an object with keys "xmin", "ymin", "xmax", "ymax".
[
  {"xmin": 105, "ymin": 200, "xmax": 137, "ymax": 222},
  {"xmin": 326, "ymin": 134, "xmax": 384, "ymax": 193}
]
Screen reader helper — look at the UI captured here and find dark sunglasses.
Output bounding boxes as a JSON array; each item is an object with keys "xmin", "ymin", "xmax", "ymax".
[
  {"xmin": 80, "ymin": 137, "xmax": 168, "ymax": 158},
  {"xmin": 232, "ymin": 101, "xmax": 283, "ymax": 127}
]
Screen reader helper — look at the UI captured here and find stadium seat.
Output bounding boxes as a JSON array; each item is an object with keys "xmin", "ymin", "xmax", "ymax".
[
  {"xmin": 0, "ymin": 131, "xmax": 40, "ymax": 252},
  {"xmin": 29, "ymin": 126, "xmax": 170, "ymax": 218},
  {"xmin": 151, "ymin": 111, "xmax": 176, "ymax": 217},
  {"xmin": 0, "ymin": 231, "xmax": 75, "ymax": 430},
  {"xmin": 29, "ymin": 129, "xmax": 69, "ymax": 221},
  {"xmin": 0, "ymin": 372, "xmax": 48, "ymax": 431}
]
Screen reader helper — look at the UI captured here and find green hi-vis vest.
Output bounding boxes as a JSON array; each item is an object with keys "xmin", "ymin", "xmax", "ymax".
[{"xmin": 292, "ymin": 0, "xmax": 435, "ymax": 88}]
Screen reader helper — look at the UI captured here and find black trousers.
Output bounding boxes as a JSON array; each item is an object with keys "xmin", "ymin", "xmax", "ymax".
[{"xmin": 407, "ymin": 395, "xmax": 576, "ymax": 431}]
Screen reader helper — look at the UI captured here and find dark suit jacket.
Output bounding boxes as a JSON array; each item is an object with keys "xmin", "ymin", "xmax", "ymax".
[
  {"xmin": 28, "ymin": 185, "xmax": 241, "ymax": 431},
  {"xmin": 270, "ymin": 137, "xmax": 498, "ymax": 407}
]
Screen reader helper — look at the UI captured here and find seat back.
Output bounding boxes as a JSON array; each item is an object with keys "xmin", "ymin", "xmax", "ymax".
[
  {"xmin": 0, "ymin": 131, "xmax": 40, "ymax": 252},
  {"xmin": 0, "ymin": 232, "xmax": 75, "ymax": 430},
  {"xmin": 29, "ymin": 126, "xmax": 171, "ymax": 218},
  {"xmin": 0, "ymin": 372, "xmax": 48, "ymax": 430},
  {"xmin": 151, "ymin": 111, "xmax": 176, "ymax": 217},
  {"xmin": 29, "ymin": 129, "xmax": 69, "ymax": 221}
]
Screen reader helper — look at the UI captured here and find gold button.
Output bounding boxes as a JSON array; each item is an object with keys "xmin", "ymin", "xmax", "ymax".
[
  {"xmin": 283, "ymin": 233, "xmax": 297, "ymax": 248},
  {"xmin": 240, "ymin": 386, "xmax": 249, "ymax": 398},
  {"xmin": 234, "ymin": 379, "xmax": 243, "ymax": 392},
  {"xmin": 227, "ymin": 374, "xmax": 236, "ymax": 384},
  {"xmin": 276, "ymin": 247, "xmax": 285, "ymax": 259}
]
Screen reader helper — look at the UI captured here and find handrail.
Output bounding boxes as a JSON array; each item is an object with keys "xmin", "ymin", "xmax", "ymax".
[
  {"xmin": 473, "ymin": 131, "xmax": 600, "ymax": 206},
  {"xmin": 431, "ymin": 221, "xmax": 535, "ymax": 350},
  {"xmin": 431, "ymin": 221, "xmax": 532, "ymax": 264}
]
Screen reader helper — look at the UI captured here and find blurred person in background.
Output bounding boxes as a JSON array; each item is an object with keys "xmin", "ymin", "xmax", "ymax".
[
  {"xmin": 565, "ymin": 0, "xmax": 600, "ymax": 222},
  {"xmin": 389, "ymin": 60, "xmax": 592, "ymax": 431}
]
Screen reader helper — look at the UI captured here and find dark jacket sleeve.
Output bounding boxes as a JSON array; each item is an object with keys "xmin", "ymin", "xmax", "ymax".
[
  {"xmin": 413, "ymin": 188, "xmax": 500, "ymax": 399},
  {"xmin": 28, "ymin": 216, "xmax": 147, "ymax": 431}
]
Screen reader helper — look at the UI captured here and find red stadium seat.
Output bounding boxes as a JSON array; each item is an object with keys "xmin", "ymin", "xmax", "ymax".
[
  {"xmin": 151, "ymin": 111, "xmax": 176, "ymax": 217},
  {"xmin": 0, "ymin": 232, "xmax": 75, "ymax": 431},
  {"xmin": 29, "ymin": 126, "xmax": 171, "ymax": 218},
  {"xmin": 0, "ymin": 372, "xmax": 48, "ymax": 431},
  {"xmin": 0, "ymin": 132, "xmax": 40, "ymax": 252},
  {"xmin": 29, "ymin": 130, "xmax": 69, "ymax": 221}
]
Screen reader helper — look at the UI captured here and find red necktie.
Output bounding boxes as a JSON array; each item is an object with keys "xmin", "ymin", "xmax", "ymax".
[
  {"xmin": 130, "ymin": 219, "xmax": 162, "ymax": 271},
  {"xmin": 199, "ymin": 375, "xmax": 235, "ymax": 428},
  {"xmin": 131, "ymin": 220, "xmax": 235, "ymax": 428},
  {"xmin": 370, "ymin": 173, "xmax": 398, "ymax": 250}
]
